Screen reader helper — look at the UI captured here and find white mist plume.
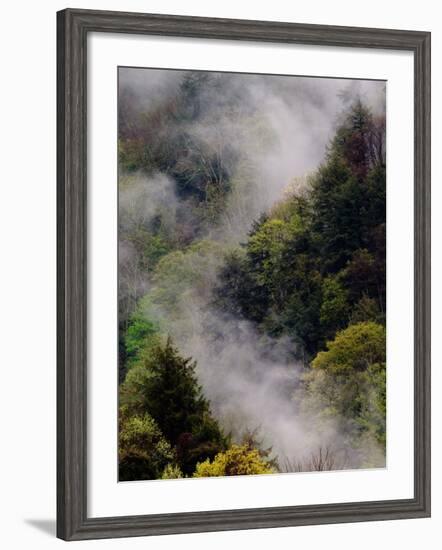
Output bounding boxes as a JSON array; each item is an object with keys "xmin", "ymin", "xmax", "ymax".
[{"xmin": 119, "ymin": 68, "xmax": 386, "ymax": 469}]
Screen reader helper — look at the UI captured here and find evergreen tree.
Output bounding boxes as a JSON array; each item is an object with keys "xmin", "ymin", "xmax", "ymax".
[{"xmin": 122, "ymin": 337, "xmax": 227, "ymax": 475}]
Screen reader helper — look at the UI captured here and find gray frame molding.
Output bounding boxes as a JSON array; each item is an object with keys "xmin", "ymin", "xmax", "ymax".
[{"xmin": 57, "ymin": 8, "xmax": 431, "ymax": 541}]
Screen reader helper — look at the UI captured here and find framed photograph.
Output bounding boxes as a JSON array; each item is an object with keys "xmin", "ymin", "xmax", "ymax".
[{"xmin": 57, "ymin": 8, "xmax": 431, "ymax": 541}]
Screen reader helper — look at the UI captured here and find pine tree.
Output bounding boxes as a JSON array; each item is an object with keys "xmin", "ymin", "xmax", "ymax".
[{"xmin": 136, "ymin": 337, "xmax": 227, "ymax": 474}]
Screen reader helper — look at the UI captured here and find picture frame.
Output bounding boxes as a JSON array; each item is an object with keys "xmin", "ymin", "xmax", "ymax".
[{"xmin": 57, "ymin": 7, "xmax": 431, "ymax": 541}]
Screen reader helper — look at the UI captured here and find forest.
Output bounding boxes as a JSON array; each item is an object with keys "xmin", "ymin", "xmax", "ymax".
[{"xmin": 117, "ymin": 68, "xmax": 386, "ymax": 481}]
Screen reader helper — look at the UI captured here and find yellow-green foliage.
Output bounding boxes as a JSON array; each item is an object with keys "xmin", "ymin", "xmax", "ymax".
[
  {"xmin": 301, "ymin": 321, "xmax": 386, "ymax": 448},
  {"xmin": 312, "ymin": 321, "xmax": 386, "ymax": 374},
  {"xmin": 119, "ymin": 410, "xmax": 174, "ymax": 481},
  {"xmin": 161, "ymin": 463, "xmax": 184, "ymax": 479},
  {"xmin": 247, "ymin": 219, "xmax": 294, "ymax": 287},
  {"xmin": 193, "ymin": 444, "xmax": 275, "ymax": 478},
  {"xmin": 319, "ymin": 275, "xmax": 349, "ymax": 330},
  {"xmin": 150, "ymin": 240, "xmax": 226, "ymax": 312}
]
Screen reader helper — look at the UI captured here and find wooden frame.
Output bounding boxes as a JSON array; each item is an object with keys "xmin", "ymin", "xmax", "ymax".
[{"xmin": 57, "ymin": 8, "xmax": 431, "ymax": 541}]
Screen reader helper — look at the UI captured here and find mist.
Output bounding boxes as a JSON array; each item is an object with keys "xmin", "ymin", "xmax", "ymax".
[{"xmin": 119, "ymin": 67, "xmax": 386, "ymax": 471}]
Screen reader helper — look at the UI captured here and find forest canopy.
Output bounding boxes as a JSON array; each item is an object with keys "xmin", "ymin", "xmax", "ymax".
[{"xmin": 118, "ymin": 68, "xmax": 386, "ymax": 480}]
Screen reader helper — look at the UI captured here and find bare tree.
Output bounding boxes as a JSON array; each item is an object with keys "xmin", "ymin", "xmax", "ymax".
[{"xmin": 281, "ymin": 445, "xmax": 349, "ymax": 473}]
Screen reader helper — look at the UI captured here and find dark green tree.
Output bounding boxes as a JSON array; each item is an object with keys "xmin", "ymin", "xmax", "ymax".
[
  {"xmin": 213, "ymin": 100, "xmax": 386, "ymax": 361},
  {"xmin": 123, "ymin": 337, "xmax": 227, "ymax": 475},
  {"xmin": 213, "ymin": 249, "xmax": 270, "ymax": 324}
]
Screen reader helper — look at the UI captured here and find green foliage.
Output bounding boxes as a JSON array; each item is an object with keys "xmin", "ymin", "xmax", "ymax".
[
  {"xmin": 140, "ymin": 240, "xmax": 228, "ymax": 342},
  {"xmin": 350, "ymin": 295, "xmax": 383, "ymax": 325},
  {"xmin": 120, "ymin": 337, "xmax": 227, "ymax": 476},
  {"xmin": 361, "ymin": 164, "xmax": 387, "ymax": 241},
  {"xmin": 280, "ymin": 263, "xmax": 323, "ymax": 354},
  {"xmin": 124, "ymin": 312, "xmax": 159, "ymax": 365},
  {"xmin": 151, "ymin": 241, "xmax": 225, "ymax": 305},
  {"xmin": 139, "ymin": 338, "xmax": 211, "ymax": 440},
  {"xmin": 240, "ymin": 428, "xmax": 279, "ymax": 470},
  {"xmin": 214, "ymin": 102, "xmax": 386, "ymax": 359},
  {"xmin": 342, "ymin": 249, "xmax": 382, "ymax": 305},
  {"xmin": 127, "ymin": 227, "xmax": 173, "ymax": 271},
  {"xmin": 213, "ymin": 248, "xmax": 270, "ymax": 324},
  {"xmin": 310, "ymin": 157, "xmax": 363, "ymax": 272},
  {"xmin": 248, "ymin": 218, "xmax": 296, "ymax": 287},
  {"xmin": 359, "ymin": 363, "xmax": 386, "ymax": 447},
  {"xmin": 119, "ymin": 409, "xmax": 174, "ymax": 481},
  {"xmin": 161, "ymin": 463, "xmax": 184, "ymax": 479},
  {"xmin": 312, "ymin": 322, "xmax": 386, "ymax": 374},
  {"xmin": 300, "ymin": 322, "xmax": 386, "ymax": 447},
  {"xmin": 193, "ymin": 444, "xmax": 275, "ymax": 477},
  {"xmin": 319, "ymin": 275, "xmax": 349, "ymax": 337},
  {"xmin": 118, "ymin": 85, "xmax": 387, "ymax": 478}
]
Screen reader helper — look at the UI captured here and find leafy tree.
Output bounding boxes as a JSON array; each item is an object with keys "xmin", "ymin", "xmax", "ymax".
[
  {"xmin": 240, "ymin": 428, "xmax": 278, "ymax": 470},
  {"xmin": 247, "ymin": 219, "xmax": 293, "ymax": 286},
  {"xmin": 150, "ymin": 240, "xmax": 225, "ymax": 314},
  {"xmin": 358, "ymin": 363, "xmax": 386, "ymax": 447},
  {"xmin": 349, "ymin": 294, "xmax": 383, "ymax": 325},
  {"xmin": 161, "ymin": 463, "xmax": 183, "ymax": 479},
  {"xmin": 124, "ymin": 311, "xmax": 158, "ymax": 366},
  {"xmin": 300, "ymin": 322, "xmax": 386, "ymax": 448},
  {"xmin": 213, "ymin": 102, "xmax": 386, "ymax": 360},
  {"xmin": 119, "ymin": 304, "xmax": 160, "ymax": 381},
  {"xmin": 127, "ymin": 227, "xmax": 173, "ymax": 271},
  {"xmin": 312, "ymin": 321, "xmax": 385, "ymax": 374},
  {"xmin": 193, "ymin": 444, "xmax": 275, "ymax": 477},
  {"xmin": 118, "ymin": 84, "xmax": 388, "ymax": 477},
  {"xmin": 319, "ymin": 275, "xmax": 349, "ymax": 338},
  {"xmin": 119, "ymin": 409, "xmax": 174, "ymax": 481}
]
